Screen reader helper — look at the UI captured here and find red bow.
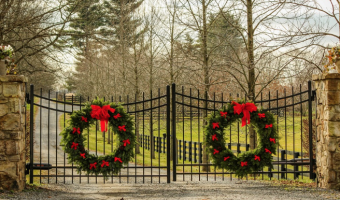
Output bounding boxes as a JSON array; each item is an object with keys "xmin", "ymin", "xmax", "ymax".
[
  {"xmin": 90, "ymin": 105, "xmax": 115, "ymax": 132},
  {"xmin": 265, "ymin": 148, "xmax": 272, "ymax": 154},
  {"xmin": 241, "ymin": 161, "xmax": 248, "ymax": 167},
  {"xmin": 213, "ymin": 149, "xmax": 219, "ymax": 155},
  {"xmin": 212, "ymin": 122, "xmax": 220, "ymax": 129},
  {"xmin": 114, "ymin": 157, "xmax": 123, "ymax": 163},
  {"xmin": 71, "ymin": 142, "xmax": 78, "ymax": 150},
  {"xmin": 72, "ymin": 127, "xmax": 80, "ymax": 134},
  {"xmin": 220, "ymin": 111, "xmax": 228, "ymax": 118},
  {"xmin": 258, "ymin": 113, "xmax": 265, "ymax": 119},
  {"xmin": 80, "ymin": 153, "xmax": 86, "ymax": 159},
  {"xmin": 224, "ymin": 156, "xmax": 230, "ymax": 161},
  {"xmin": 114, "ymin": 113, "xmax": 121, "ymax": 119},
  {"xmin": 81, "ymin": 116, "xmax": 88, "ymax": 122},
  {"xmin": 101, "ymin": 160, "xmax": 109, "ymax": 168},
  {"xmin": 265, "ymin": 124, "xmax": 273, "ymax": 128},
  {"xmin": 212, "ymin": 134, "xmax": 218, "ymax": 141},
  {"xmin": 118, "ymin": 125, "xmax": 126, "ymax": 132},
  {"xmin": 270, "ymin": 138, "xmax": 276, "ymax": 143},
  {"xmin": 232, "ymin": 101, "xmax": 257, "ymax": 127},
  {"xmin": 89, "ymin": 162, "xmax": 97, "ymax": 170},
  {"xmin": 123, "ymin": 139, "xmax": 130, "ymax": 146},
  {"xmin": 255, "ymin": 155, "xmax": 260, "ymax": 161}
]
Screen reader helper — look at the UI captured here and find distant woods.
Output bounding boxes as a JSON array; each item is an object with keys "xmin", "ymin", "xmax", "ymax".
[{"xmin": 0, "ymin": 0, "xmax": 338, "ymax": 96}]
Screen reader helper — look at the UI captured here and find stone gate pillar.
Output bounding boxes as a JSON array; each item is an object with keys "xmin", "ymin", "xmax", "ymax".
[
  {"xmin": 313, "ymin": 73, "xmax": 340, "ymax": 190},
  {"xmin": 0, "ymin": 75, "xmax": 27, "ymax": 191}
]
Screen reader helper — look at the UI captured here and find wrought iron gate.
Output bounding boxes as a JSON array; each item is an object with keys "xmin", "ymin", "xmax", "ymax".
[{"xmin": 26, "ymin": 81, "xmax": 316, "ymax": 184}]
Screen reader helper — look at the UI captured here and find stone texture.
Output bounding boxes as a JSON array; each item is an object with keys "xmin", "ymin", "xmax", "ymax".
[
  {"xmin": 0, "ymin": 114, "xmax": 20, "ymax": 131},
  {"xmin": 0, "ymin": 103, "xmax": 8, "ymax": 117},
  {"xmin": 0, "ymin": 77, "xmax": 26, "ymax": 191},
  {"xmin": 2, "ymin": 84, "xmax": 21, "ymax": 98},
  {"xmin": 314, "ymin": 72, "xmax": 340, "ymax": 190}
]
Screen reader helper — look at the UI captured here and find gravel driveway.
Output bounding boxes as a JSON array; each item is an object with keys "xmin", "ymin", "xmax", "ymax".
[{"xmin": 1, "ymin": 181, "xmax": 340, "ymax": 200}]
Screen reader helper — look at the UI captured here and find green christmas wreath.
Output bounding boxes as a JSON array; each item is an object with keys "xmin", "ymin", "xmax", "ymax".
[
  {"xmin": 60, "ymin": 99, "xmax": 135, "ymax": 177},
  {"xmin": 205, "ymin": 101, "xmax": 279, "ymax": 177}
]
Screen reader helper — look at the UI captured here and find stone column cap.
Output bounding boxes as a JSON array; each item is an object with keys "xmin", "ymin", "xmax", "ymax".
[
  {"xmin": 0, "ymin": 75, "xmax": 28, "ymax": 83},
  {"xmin": 312, "ymin": 73, "xmax": 340, "ymax": 81}
]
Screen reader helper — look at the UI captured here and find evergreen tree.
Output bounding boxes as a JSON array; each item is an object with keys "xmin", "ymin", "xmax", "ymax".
[{"xmin": 103, "ymin": 0, "xmax": 145, "ymax": 97}]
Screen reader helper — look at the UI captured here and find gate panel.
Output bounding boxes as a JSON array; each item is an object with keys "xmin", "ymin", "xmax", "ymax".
[
  {"xmin": 27, "ymin": 85, "xmax": 170, "ymax": 184},
  {"xmin": 172, "ymin": 81, "xmax": 316, "ymax": 181}
]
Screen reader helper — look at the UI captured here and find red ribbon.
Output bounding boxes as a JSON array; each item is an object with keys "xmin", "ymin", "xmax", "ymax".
[
  {"xmin": 220, "ymin": 111, "xmax": 228, "ymax": 118},
  {"xmin": 71, "ymin": 142, "xmax": 78, "ymax": 150},
  {"xmin": 72, "ymin": 127, "xmax": 80, "ymax": 134},
  {"xmin": 101, "ymin": 160, "xmax": 109, "ymax": 168},
  {"xmin": 255, "ymin": 155, "xmax": 260, "ymax": 161},
  {"xmin": 270, "ymin": 138, "xmax": 276, "ymax": 143},
  {"xmin": 265, "ymin": 148, "xmax": 272, "ymax": 154},
  {"xmin": 81, "ymin": 116, "xmax": 88, "ymax": 122},
  {"xmin": 90, "ymin": 162, "xmax": 97, "ymax": 170},
  {"xmin": 212, "ymin": 122, "xmax": 220, "ymax": 129},
  {"xmin": 265, "ymin": 124, "xmax": 273, "ymax": 128},
  {"xmin": 232, "ymin": 101, "xmax": 257, "ymax": 127},
  {"xmin": 123, "ymin": 139, "xmax": 130, "ymax": 146},
  {"xmin": 213, "ymin": 149, "xmax": 219, "ymax": 155},
  {"xmin": 90, "ymin": 105, "xmax": 115, "ymax": 132},
  {"xmin": 114, "ymin": 113, "xmax": 121, "ymax": 119},
  {"xmin": 258, "ymin": 113, "xmax": 265, "ymax": 119},
  {"xmin": 241, "ymin": 161, "xmax": 248, "ymax": 167},
  {"xmin": 80, "ymin": 153, "xmax": 86, "ymax": 159},
  {"xmin": 118, "ymin": 125, "xmax": 126, "ymax": 132},
  {"xmin": 224, "ymin": 156, "xmax": 230, "ymax": 161},
  {"xmin": 114, "ymin": 157, "xmax": 123, "ymax": 163},
  {"xmin": 212, "ymin": 134, "xmax": 218, "ymax": 141}
]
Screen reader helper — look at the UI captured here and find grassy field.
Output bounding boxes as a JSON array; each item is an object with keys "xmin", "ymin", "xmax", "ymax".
[{"xmin": 59, "ymin": 113, "xmax": 313, "ymax": 181}]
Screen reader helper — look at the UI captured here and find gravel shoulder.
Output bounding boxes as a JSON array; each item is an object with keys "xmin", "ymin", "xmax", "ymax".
[{"xmin": 1, "ymin": 181, "xmax": 340, "ymax": 200}]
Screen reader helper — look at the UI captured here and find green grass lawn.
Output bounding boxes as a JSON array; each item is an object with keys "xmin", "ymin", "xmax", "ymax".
[{"xmin": 59, "ymin": 113, "xmax": 313, "ymax": 181}]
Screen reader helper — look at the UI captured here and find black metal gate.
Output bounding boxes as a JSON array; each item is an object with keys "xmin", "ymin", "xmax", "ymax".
[
  {"xmin": 171, "ymin": 81, "xmax": 316, "ymax": 181},
  {"xmin": 26, "ymin": 81, "xmax": 316, "ymax": 184}
]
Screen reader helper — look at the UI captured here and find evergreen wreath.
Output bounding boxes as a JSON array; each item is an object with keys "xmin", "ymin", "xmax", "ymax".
[
  {"xmin": 205, "ymin": 101, "xmax": 279, "ymax": 177},
  {"xmin": 60, "ymin": 98, "xmax": 135, "ymax": 177}
]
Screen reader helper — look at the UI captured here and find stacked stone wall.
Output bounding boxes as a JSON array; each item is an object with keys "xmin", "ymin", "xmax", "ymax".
[
  {"xmin": 313, "ymin": 73, "xmax": 340, "ymax": 190},
  {"xmin": 0, "ymin": 75, "xmax": 27, "ymax": 191}
]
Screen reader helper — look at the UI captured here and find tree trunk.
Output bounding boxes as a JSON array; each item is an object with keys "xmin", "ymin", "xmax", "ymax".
[
  {"xmin": 247, "ymin": 0, "xmax": 257, "ymax": 150},
  {"xmin": 169, "ymin": 3, "xmax": 176, "ymax": 162},
  {"xmin": 202, "ymin": 0, "xmax": 210, "ymax": 172}
]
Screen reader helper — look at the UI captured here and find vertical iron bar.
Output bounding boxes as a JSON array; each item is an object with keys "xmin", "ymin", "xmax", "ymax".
[
  {"xmin": 300, "ymin": 85, "xmax": 303, "ymax": 179},
  {"xmin": 71, "ymin": 95, "xmax": 74, "ymax": 183},
  {"xmin": 292, "ymin": 86, "xmax": 295, "ymax": 180},
  {"xmin": 172, "ymin": 83, "xmax": 176, "ymax": 181},
  {"xmin": 39, "ymin": 89, "xmax": 42, "ymax": 183},
  {"xmin": 135, "ymin": 93, "xmax": 138, "ymax": 183},
  {"xmin": 166, "ymin": 85, "xmax": 171, "ymax": 183},
  {"xmin": 182, "ymin": 86, "xmax": 184, "ymax": 181},
  {"xmin": 276, "ymin": 90, "xmax": 279, "ymax": 180},
  {"xmin": 158, "ymin": 88, "xmax": 160, "ymax": 183},
  {"xmin": 308, "ymin": 81, "xmax": 314, "ymax": 179},
  {"xmin": 143, "ymin": 92, "xmax": 145, "ymax": 183},
  {"xmin": 48, "ymin": 90, "xmax": 50, "ymax": 183},
  {"xmin": 56, "ymin": 92, "xmax": 58, "ymax": 183},
  {"xmin": 190, "ymin": 88, "xmax": 193, "ymax": 181},
  {"xmin": 284, "ymin": 89, "xmax": 287, "ymax": 179},
  {"xmin": 64, "ymin": 93, "xmax": 67, "ymax": 183},
  {"xmin": 29, "ymin": 85, "xmax": 34, "ymax": 184},
  {"xmin": 150, "ymin": 90, "xmax": 153, "ymax": 183},
  {"xmin": 198, "ymin": 89, "xmax": 201, "ymax": 181}
]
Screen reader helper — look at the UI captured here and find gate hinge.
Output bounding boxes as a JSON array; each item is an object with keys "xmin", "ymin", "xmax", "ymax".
[
  {"xmin": 311, "ymin": 90, "xmax": 316, "ymax": 101},
  {"xmin": 25, "ymin": 93, "xmax": 31, "ymax": 104}
]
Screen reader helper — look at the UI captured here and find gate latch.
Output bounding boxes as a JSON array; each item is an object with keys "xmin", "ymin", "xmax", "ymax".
[{"xmin": 25, "ymin": 163, "xmax": 52, "ymax": 175}]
